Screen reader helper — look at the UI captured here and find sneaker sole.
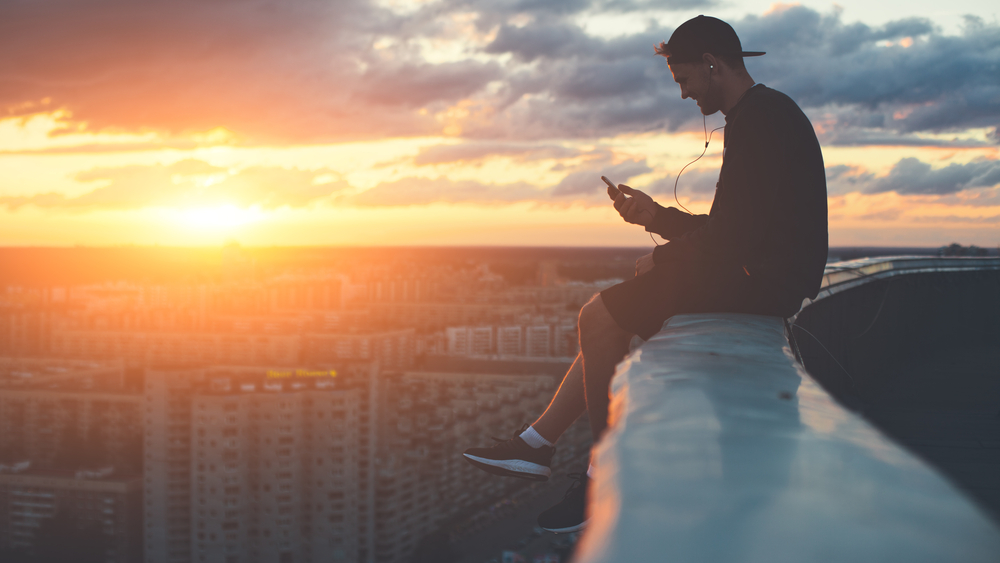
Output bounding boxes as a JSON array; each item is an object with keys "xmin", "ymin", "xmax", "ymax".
[
  {"xmin": 462, "ymin": 454, "xmax": 551, "ymax": 481},
  {"xmin": 539, "ymin": 520, "xmax": 587, "ymax": 534}
]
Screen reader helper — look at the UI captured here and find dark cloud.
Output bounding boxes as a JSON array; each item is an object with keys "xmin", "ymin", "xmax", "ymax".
[
  {"xmin": 816, "ymin": 157, "xmax": 1000, "ymax": 198},
  {"xmin": 826, "ymin": 164, "xmax": 876, "ymax": 196},
  {"xmin": 439, "ymin": 0, "xmax": 710, "ymax": 29},
  {"xmin": 0, "ymin": 0, "xmax": 495, "ymax": 143},
  {"xmin": 0, "ymin": 160, "xmax": 347, "ymax": 210},
  {"xmin": 818, "ymin": 124, "xmax": 995, "ymax": 149},
  {"xmin": 474, "ymin": 6, "xmax": 1000, "ymax": 141},
  {"xmin": 869, "ymin": 157, "xmax": 1000, "ymax": 195},
  {"xmin": 2, "ymin": 1, "xmax": 996, "ymax": 147},
  {"xmin": 738, "ymin": 8, "xmax": 1000, "ymax": 139},
  {"xmin": 642, "ymin": 158, "xmax": 1000, "ymax": 201},
  {"xmin": 485, "ymin": 19, "xmax": 597, "ymax": 62}
]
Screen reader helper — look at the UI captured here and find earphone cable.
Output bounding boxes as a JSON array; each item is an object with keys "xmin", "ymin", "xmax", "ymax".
[{"xmin": 672, "ymin": 115, "xmax": 725, "ymax": 215}]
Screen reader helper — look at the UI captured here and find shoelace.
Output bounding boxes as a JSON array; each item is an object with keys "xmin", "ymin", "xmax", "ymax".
[
  {"xmin": 489, "ymin": 422, "xmax": 532, "ymax": 444},
  {"xmin": 562, "ymin": 472, "xmax": 588, "ymax": 498}
]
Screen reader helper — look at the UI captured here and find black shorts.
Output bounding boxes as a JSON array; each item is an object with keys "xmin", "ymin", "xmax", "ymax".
[{"xmin": 600, "ymin": 260, "xmax": 798, "ymax": 340}]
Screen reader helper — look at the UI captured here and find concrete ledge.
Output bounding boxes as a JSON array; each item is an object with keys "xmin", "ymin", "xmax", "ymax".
[{"xmin": 574, "ymin": 313, "xmax": 1000, "ymax": 563}]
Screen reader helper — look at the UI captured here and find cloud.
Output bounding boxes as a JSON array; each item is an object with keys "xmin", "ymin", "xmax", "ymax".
[
  {"xmin": 354, "ymin": 60, "xmax": 502, "ymax": 108},
  {"xmin": 912, "ymin": 214, "xmax": 1000, "ymax": 224},
  {"xmin": 869, "ymin": 157, "xmax": 1000, "ymax": 195},
  {"xmin": 348, "ymin": 176, "xmax": 546, "ymax": 206},
  {"xmin": 826, "ymin": 164, "xmax": 876, "ymax": 196},
  {"xmin": 439, "ymin": 0, "xmax": 711, "ymax": 28},
  {"xmin": 737, "ymin": 9, "xmax": 1000, "ymax": 140},
  {"xmin": 642, "ymin": 168, "xmax": 720, "ymax": 202},
  {"xmin": 2, "ymin": 1, "xmax": 997, "ymax": 148},
  {"xmin": 413, "ymin": 142, "xmax": 584, "ymax": 165},
  {"xmin": 551, "ymin": 158, "xmax": 650, "ymax": 195},
  {"xmin": 817, "ymin": 126, "xmax": 995, "ymax": 149},
  {"xmin": 473, "ymin": 6, "xmax": 1000, "ymax": 141},
  {"xmin": 857, "ymin": 209, "xmax": 902, "ymax": 222},
  {"xmin": 351, "ymin": 152, "xmax": 653, "ymax": 206},
  {"xmin": 0, "ymin": 0, "xmax": 495, "ymax": 143},
  {"xmin": 0, "ymin": 160, "xmax": 347, "ymax": 210}
]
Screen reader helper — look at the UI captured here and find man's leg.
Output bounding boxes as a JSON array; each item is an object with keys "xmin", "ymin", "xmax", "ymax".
[
  {"xmin": 579, "ymin": 294, "xmax": 633, "ymax": 441},
  {"xmin": 462, "ymin": 349, "xmax": 586, "ymax": 481},
  {"xmin": 531, "ymin": 352, "xmax": 586, "ymax": 443},
  {"xmin": 535, "ymin": 294, "xmax": 631, "ymax": 533}
]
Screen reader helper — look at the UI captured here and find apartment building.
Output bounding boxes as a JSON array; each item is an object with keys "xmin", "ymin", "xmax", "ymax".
[
  {"xmin": 0, "ymin": 358, "xmax": 142, "ymax": 471},
  {"xmin": 302, "ymin": 330, "xmax": 415, "ymax": 370},
  {"xmin": 144, "ymin": 363, "xmax": 380, "ymax": 563},
  {"xmin": 368, "ymin": 303, "xmax": 536, "ymax": 331},
  {"xmin": 0, "ymin": 465, "xmax": 142, "ymax": 562},
  {"xmin": 52, "ymin": 331, "xmax": 304, "ymax": 367},
  {"xmin": 441, "ymin": 321, "xmax": 579, "ymax": 360},
  {"xmin": 370, "ymin": 370, "xmax": 592, "ymax": 562},
  {"xmin": 190, "ymin": 377, "xmax": 361, "ymax": 563},
  {"xmin": 445, "ymin": 327, "xmax": 494, "ymax": 357}
]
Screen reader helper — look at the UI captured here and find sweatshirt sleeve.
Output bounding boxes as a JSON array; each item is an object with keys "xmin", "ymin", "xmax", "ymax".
[{"xmin": 645, "ymin": 204, "xmax": 709, "ymax": 240}]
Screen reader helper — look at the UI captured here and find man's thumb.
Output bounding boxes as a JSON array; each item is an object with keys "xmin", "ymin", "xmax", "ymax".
[{"xmin": 618, "ymin": 184, "xmax": 635, "ymax": 195}]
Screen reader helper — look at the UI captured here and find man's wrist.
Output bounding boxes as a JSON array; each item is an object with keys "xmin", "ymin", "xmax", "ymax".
[{"xmin": 644, "ymin": 205, "xmax": 666, "ymax": 232}]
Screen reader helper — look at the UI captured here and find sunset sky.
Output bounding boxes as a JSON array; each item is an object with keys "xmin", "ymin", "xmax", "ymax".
[{"xmin": 1, "ymin": 0, "xmax": 998, "ymax": 248}]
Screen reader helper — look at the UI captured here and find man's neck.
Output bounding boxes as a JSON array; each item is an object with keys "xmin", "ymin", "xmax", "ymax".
[{"xmin": 720, "ymin": 75, "xmax": 757, "ymax": 116}]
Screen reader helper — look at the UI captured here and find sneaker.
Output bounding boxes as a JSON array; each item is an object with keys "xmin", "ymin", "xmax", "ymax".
[
  {"xmin": 537, "ymin": 472, "xmax": 589, "ymax": 533},
  {"xmin": 462, "ymin": 424, "xmax": 554, "ymax": 481}
]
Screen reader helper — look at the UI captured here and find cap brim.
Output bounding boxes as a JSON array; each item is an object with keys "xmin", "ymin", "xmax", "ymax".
[{"xmin": 742, "ymin": 51, "xmax": 766, "ymax": 57}]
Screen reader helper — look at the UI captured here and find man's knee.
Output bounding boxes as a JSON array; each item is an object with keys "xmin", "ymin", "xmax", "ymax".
[{"xmin": 579, "ymin": 295, "xmax": 626, "ymax": 339}]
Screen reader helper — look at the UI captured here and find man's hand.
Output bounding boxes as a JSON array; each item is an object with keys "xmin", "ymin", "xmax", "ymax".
[
  {"xmin": 635, "ymin": 252, "xmax": 655, "ymax": 276},
  {"xmin": 613, "ymin": 185, "xmax": 658, "ymax": 227}
]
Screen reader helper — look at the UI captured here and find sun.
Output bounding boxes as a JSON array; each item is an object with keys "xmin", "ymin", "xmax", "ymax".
[{"xmin": 175, "ymin": 205, "xmax": 264, "ymax": 230}]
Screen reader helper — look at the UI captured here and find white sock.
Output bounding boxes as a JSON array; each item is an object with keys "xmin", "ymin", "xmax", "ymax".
[
  {"xmin": 587, "ymin": 464, "xmax": 595, "ymax": 478},
  {"xmin": 519, "ymin": 425, "xmax": 554, "ymax": 449}
]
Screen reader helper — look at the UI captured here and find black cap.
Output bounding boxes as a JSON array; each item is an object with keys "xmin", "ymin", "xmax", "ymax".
[{"xmin": 658, "ymin": 15, "xmax": 764, "ymax": 65}]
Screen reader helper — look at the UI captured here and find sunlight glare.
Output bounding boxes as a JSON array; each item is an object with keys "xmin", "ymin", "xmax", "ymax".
[{"xmin": 176, "ymin": 205, "xmax": 264, "ymax": 230}]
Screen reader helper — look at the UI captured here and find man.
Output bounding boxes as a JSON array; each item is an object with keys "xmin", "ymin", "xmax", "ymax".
[{"xmin": 463, "ymin": 15, "xmax": 828, "ymax": 533}]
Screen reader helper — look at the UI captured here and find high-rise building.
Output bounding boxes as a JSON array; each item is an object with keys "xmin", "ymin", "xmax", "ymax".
[
  {"xmin": 144, "ymin": 363, "xmax": 380, "ymax": 563},
  {"xmin": 0, "ymin": 358, "xmax": 142, "ymax": 472},
  {"xmin": 524, "ymin": 326, "xmax": 551, "ymax": 358},
  {"xmin": 190, "ymin": 376, "xmax": 361, "ymax": 563},
  {"xmin": 370, "ymin": 370, "xmax": 592, "ymax": 561},
  {"xmin": 144, "ymin": 366, "xmax": 199, "ymax": 563},
  {"xmin": 0, "ymin": 465, "xmax": 142, "ymax": 563},
  {"xmin": 0, "ymin": 358, "xmax": 143, "ymax": 562},
  {"xmin": 441, "ymin": 322, "xmax": 579, "ymax": 360},
  {"xmin": 302, "ymin": 330, "xmax": 415, "ymax": 370},
  {"xmin": 496, "ymin": 326, "xmax": 523, "ymax": 356}
]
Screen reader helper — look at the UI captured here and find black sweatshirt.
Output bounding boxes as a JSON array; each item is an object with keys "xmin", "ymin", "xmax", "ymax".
[{"xmin": 646, "ymin": 84, "xmax": 828, "ymax": 304}]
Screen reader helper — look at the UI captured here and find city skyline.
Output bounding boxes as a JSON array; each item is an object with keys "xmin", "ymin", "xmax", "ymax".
[
  {"xmin": 0, "ymin": 248, "xmax": 602, "ymax": 562},
  {"xmin": 1, "ymin": 1, "xmax": 998, "ymax": 248}
]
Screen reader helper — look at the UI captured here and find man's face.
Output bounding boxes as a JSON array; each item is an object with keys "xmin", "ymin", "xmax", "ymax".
[{"xmin": 669, "ymin": 62, "xmax": 717, "ymax": 115}]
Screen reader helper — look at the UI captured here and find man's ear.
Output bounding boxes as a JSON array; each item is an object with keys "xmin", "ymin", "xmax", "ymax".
[{"xmin": 703, "ymin": 53, "xmax": 719, "ymax": 74}]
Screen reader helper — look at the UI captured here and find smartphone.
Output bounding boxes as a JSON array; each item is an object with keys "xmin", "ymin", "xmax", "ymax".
[{"xmin": 601, "ymin": 176, "xmax": 622, "ymax": 200}]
